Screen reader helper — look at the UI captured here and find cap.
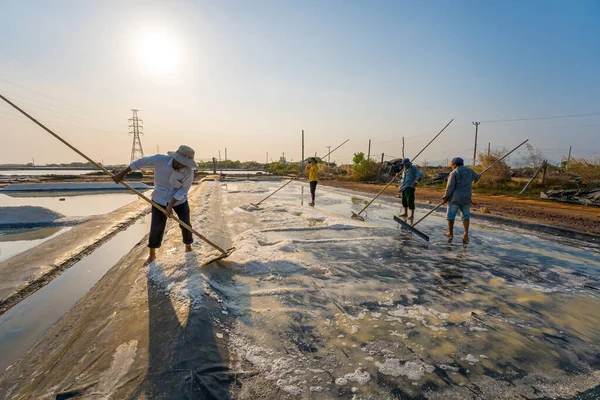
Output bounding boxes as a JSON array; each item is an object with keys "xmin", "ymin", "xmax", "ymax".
[
  {"xmin": 449, "ymin": 157, "xmax": 464, "ymax": 166},
  {"xmin": 400, "ymin": 158, "xmax": 412, "ymax": 165}
]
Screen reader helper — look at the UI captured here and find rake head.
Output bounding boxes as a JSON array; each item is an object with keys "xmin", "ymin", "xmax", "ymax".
[
  {"xmin": 393, "ymin": 215, "xmax": 430, "ymax": 242},
  {"xmin": 202, "ymin": 247, "xmax": 236, "ymax": 266},
  {"xmin": 350, "ymin": 211, "xmax": 365, "ymax": 222}
]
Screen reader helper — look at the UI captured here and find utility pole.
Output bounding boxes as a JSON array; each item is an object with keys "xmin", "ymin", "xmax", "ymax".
[
  {"xmin": 301, "ymin": 130, "xmax": 305, "ymax": 170},
  {"xmin": 326, "ymin": 146, "xmax": 331, "ymax": 165},
  {"xmin": 472, "ymin": 121, "xmax": 480, "ymax": 166},
  {"xmin": 402, "ymin": 137, "xmax": 405, "ymax": 159},
  {"xmin": 129, "ymin": 109, "xmax": 144, "ymax": 163},
  {"xmin": 378, "ymin": 152, "xmax": 384, "ymax": 180},
  {"xmin": 488, "ymin": 142, "xmax": 491, "ymax": 157},
  {"xmin": 367, "ymin": 139, "xmax": 371, "ymax": 161},
  {"xmin": 566, "ymin": 145, "xmax": 572, "ymax": 170}
]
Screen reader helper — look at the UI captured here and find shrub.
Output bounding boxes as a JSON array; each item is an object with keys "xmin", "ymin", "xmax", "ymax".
[
  {"xmin": 476, "ymin": 150, "xmax": 512, "ymax": 186},
  {"xmin": 353, "ymin": 159, "xmax": 379, "ymax": 181},
  {"xmin": 568, "ymin": 157, "xmax": 600, "ymax": 186}
]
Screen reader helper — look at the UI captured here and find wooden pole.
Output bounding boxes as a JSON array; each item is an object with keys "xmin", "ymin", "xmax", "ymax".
[
  {"xmin": 488, "ymin": 142, "xmax": 491, "ymax": 156},
  {"xmin": 566, "ymin": 145, "xmax": 572, "ymax": 170},
  {"xmin": 402, "ymin": 137, "xmax": 405, "ymax": 159},
  {"xmin": 540, "ymin": 161, "xmax": 548, "ymax": 185},
  {"xmin": 301, "ymin": 130, "xmax": 304, "ymax": 171},
  {"xmin": 472, "ymin": 121, "xmax": 480, "ymax": 166},
  {"xmin": 519, "ymin": 160, "xmax": 547, "ymax": 195},
  {"xmin": 367, "ymin": 139, "xmax": 371, "ymax": 161},
  {"xmin": 0, "ymin": 93, "xmax": 229, "ymax": 254},
  {"xmin": 378, "ymin": 153, "xmax": 384, "ymax": 180}
]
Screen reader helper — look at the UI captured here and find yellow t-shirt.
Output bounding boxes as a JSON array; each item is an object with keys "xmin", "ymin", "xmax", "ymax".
[{"xmin": 307, "ymin": 164, "xmax": 318, "ymax": 182}]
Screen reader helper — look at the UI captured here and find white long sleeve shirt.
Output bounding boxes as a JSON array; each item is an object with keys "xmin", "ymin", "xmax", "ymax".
[{"xmin": 130, "ymin": 154, "xmax": 194, "ymax": 206}]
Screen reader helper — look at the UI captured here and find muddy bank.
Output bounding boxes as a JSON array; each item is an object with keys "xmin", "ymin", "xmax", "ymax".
[
  {"xmin": 320, "ymin": 180, "xmax": 600, "ymax": 235},
  {"xmin": 0, "ymin": 197, "xmax": 150, "ymax": 315}
]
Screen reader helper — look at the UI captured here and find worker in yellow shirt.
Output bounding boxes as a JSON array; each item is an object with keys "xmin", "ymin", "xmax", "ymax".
[{"xmin": 306, "ymin": 157, "xmax": 319, "ymax": 206}]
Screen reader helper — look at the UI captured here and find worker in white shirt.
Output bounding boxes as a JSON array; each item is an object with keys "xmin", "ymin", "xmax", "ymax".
[{"xmin": 113, "ymin": 145, "xmax": 198, "ymax": 264}]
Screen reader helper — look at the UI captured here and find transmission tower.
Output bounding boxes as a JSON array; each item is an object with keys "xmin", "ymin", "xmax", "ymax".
[{"xmin": 129, "ymin": 109, "xmax": 145, "ymax": 162}]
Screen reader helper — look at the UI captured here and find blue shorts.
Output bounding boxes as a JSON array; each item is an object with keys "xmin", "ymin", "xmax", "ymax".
[{"xmin": 447, "ymin": 203, "xmax": 471, "ymax": 221}]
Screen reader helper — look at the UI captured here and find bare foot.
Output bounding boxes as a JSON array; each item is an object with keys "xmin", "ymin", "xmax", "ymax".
[
  {"xmin": 443, "ymin": 232, "xmax": 454, "ymax": 240},
  {"xmin": 144, "ymin": 255, "xmax": 156, "ymax": 266},
  {"xmin": 309, "ymin": 202, "xmax": 315, "ymax": 207},
  {"xmin": 463, "ymin": 233, "xmax": 469, "ymax": 243},
  {"xmin": 400, "ymin": 213, "xmax": 408, "ymax": 218},
  {"xmin": 185, "ymin": 244, "xmax": 193, "ymax": 253}
]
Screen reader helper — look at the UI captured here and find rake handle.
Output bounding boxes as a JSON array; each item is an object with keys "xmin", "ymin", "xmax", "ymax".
[{"xmin": 0, "ymin": 93, "xmax": 227, "ymax": 254}]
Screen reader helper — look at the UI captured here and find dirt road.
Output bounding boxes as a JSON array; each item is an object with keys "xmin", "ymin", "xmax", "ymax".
[{"xmin": 320, "ymin": 180, "xmax": 600, "ymax": 235}]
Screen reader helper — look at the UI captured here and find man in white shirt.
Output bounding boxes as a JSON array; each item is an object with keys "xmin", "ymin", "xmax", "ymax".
[{"xmin": 113, "ymin": 145, "xmax": 198, "ymax": 264}]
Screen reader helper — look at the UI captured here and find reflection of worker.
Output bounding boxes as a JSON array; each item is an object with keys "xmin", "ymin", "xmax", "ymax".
[
  {"xmin": 306, "ymin": 157, "xmax": 319, "ymax": 207},
  {"xmin": 397, "ymin": 158, "xmax": 424, "ymax": 220},
  {"xmin": 442, "ymin": 157, "xmax": 480, "ymax": 242},
  {"xmin": 113, "ymin": 145, "xmax": 198, "ymax": 264}
]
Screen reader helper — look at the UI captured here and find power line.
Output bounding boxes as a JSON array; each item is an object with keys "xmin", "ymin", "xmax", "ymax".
[{"xmin": 481, "ymin": 112, "xmax": 600, "ymax": 124}]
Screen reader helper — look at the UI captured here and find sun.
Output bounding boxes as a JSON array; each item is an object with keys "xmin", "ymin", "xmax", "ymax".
[{"xmin": 136, "ymin": 28, "xmax": 181, "ymax": 75}]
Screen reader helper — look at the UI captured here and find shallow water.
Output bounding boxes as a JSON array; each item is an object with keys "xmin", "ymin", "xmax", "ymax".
[
  {"xmin": 0, "ymin": 191, "xmax": 149, "ymax": 217},
  {"xmin": 0, "ymin": 170, "xmax": 98, "ymax": 176},
  {"xmin": 0, "ymin": 227, "xmax": 68, "ymax": 262},
  {"xmin": 0, "ymin": 215, "xmax": 149, "ymax": 372},
  {"xmin": 212, "ymin": 180, "xmax": 600, "ymax": 398}
]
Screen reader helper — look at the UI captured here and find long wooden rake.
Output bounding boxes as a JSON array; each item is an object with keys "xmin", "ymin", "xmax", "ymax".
[
  {"xmin": 0, "ymin": 93, "xmax": 235, "ymax": 264},
  {"xmin": 351, "ymin": 119, "xmax": 454, "ymax": 221},
  {"xmin": 395, "ymin": 139, "xmax": 530, "ymax": 242}
]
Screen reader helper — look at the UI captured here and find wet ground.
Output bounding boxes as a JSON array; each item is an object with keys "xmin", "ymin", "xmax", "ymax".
[
  {"xmin": 1, "ymin": 180, "xmax": 599, "ymax": 399},
  {"xmin": 206, "ymin": 181, "xmax": 600, "ymax": 398}
]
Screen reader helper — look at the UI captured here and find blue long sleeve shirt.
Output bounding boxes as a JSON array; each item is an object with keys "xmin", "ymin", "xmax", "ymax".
[
  {"xmin": 443, "ymin": 166, "xmax": 481, "ymax": 205},
  {"xmin": 398, "ymin": 165, "xmax": 424, "ymax": 192},
  {"xmin": 130, "ymin": 154, "xmax": 194, "ymax": 206}
]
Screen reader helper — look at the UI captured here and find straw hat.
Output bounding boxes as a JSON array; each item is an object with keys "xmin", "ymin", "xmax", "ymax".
[{"xmin": 168, "ymin": 145, "xmax": 198, "ymax": 168}]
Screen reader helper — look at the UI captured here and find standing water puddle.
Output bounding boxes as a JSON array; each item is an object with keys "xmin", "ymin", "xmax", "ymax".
[{"xmin": 0, "ymin": 215, "xmax": 149, "ymax": 372}]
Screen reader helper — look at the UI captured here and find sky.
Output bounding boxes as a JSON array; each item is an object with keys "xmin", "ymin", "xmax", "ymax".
[{"xmin": 0, "ymin": 0, "xmax": 599, "ymax": 166}]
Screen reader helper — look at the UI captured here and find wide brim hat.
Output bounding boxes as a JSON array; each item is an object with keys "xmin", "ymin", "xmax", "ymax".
[{"xmin": 168, "ymin": 145, "xmax": 198, "ymax": 168}]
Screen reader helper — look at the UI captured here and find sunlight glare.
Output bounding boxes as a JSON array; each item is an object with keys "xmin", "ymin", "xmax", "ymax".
[{"xmin": 136, "ymin": 28, "xmax": 181, "ymax": 75}]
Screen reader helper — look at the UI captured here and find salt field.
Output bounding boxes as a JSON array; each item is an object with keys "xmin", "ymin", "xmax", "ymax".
[
  {"xmin": 1, "ymin": 180, "xmax": 599, "ymax": 399},
  {"xmin": 145, "ymin": 180, "xmax": 600, "ymax": 398}
]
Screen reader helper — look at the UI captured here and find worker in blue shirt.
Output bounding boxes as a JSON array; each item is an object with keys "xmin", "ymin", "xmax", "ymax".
[
  {"xmin": 397, "ymin": 158, "xmax": 424, "ymax": 220},
  {"xmin": 113, "ymin": 145, "xmax": 198, "ymax": 264},
  {"xmin": 442, "ymin": 157, "xmax": 480, "ymax": 242}
]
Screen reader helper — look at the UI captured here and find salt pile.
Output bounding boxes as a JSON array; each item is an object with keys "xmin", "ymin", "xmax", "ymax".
[{"xmin": 0, "ymin": 206, "xmax": 65, "ymax": 227}]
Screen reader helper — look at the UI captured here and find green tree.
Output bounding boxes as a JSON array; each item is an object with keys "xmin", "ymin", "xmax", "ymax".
[{"xmin": 353, "ymin": 152, "xmax": 365, "ymax": 165}]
